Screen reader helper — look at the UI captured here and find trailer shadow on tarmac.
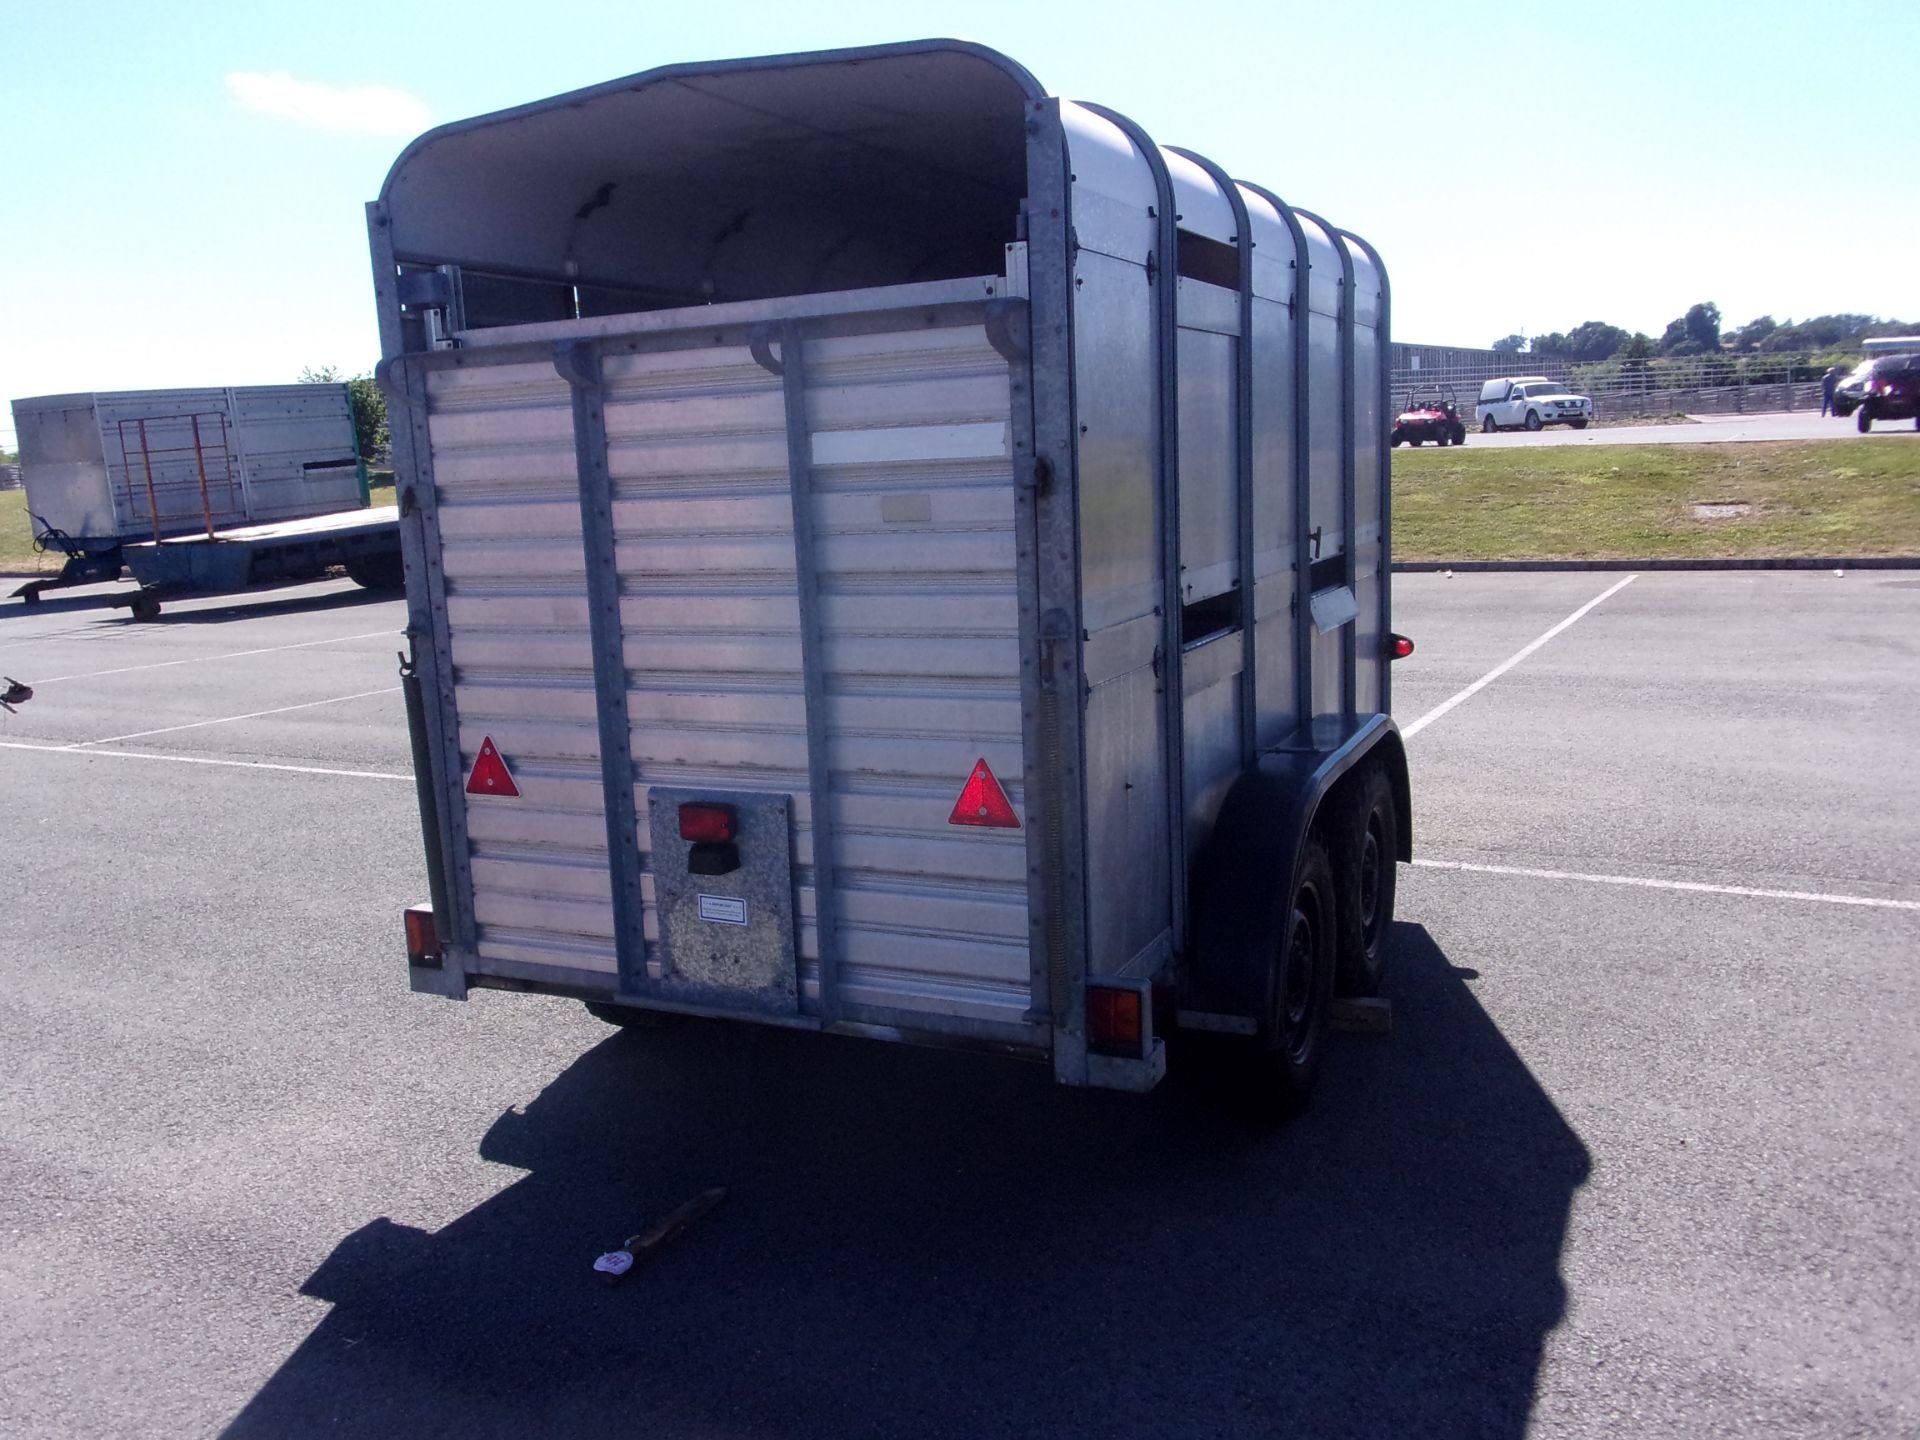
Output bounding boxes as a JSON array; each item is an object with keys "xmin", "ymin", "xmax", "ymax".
[
  {"xmin": 226, "ymin": 924, "xmax": 1590, "ymax": 1440},
  {"xmin": 0, "ymin": 579, "xmax": 397, "ymax": 626}
]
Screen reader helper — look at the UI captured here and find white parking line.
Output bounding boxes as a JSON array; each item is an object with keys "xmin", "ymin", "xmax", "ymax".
[
  {"xmin": 27, "ymin": 628, "xmax": 398, "ymax": 685},
  {"xmin": 0, "ymin": 738, "xmax": 409, "ymax": 782},
  {"xmin": 70, "ymin": 686, "xmax": 402, "ymax": 747},
  {"xmin": 1401, "ymin": 574, "xmax": 1637, "ymax": 739},
  {"xmin": 1413, "ymin": 858, "xmax": 1920, "ymax": 913}
]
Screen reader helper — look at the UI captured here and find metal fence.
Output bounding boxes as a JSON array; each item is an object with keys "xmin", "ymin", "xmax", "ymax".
[{"xmin": 1387, "ymin": 347, "xmax": 1849, "ymax": 421}]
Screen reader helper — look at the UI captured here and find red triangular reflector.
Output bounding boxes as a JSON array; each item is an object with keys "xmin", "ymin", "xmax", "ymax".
[
  {"xmin": 465, "ymin": 736, "xmax": 519, "ymax": 797},
  {"xmin": 948, "ymin": 757, "xmax": 1019, "ymax": 829}
]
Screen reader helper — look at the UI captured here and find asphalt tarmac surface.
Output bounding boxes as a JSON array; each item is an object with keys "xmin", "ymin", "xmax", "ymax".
[
  {"xmin": 1, "ymin": 571, "xmax": 1914, "ymax": 1438},
  {"xmin": 1464, "ymin": 409, "xmax": 1918, "ymax": 448}
]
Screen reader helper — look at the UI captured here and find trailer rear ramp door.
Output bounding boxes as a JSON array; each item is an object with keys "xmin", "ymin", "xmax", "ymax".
[{"xmin": 399, "ymin": 287, "xmax": 1041, "ymax": 1041}]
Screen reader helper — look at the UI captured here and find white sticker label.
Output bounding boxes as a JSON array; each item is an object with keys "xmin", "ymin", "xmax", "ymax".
[{"xmin": 697, "ymin": 895, "xmax": 749, "ymax": 926}]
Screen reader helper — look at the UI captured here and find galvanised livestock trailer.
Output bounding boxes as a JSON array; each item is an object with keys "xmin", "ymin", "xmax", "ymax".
[
  {"xmin": 10, "ymin": 385, "xmax": 402, "ymax": 613},
  {"xmin": 375, "ymin": 40, "xmax": 1412, "ymax": 1107}
]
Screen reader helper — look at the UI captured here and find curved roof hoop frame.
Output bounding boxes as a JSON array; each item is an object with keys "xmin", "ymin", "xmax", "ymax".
[
  {"xmin": 1169, "ymin": 147, "xmax": 1259, "ymax": 766},
  {"xmin": 1075, "ymin": 100, "xmax": 1189, "ymax": 954}
]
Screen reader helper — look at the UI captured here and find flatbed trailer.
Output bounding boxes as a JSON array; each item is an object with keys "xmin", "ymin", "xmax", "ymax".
[
  {"xmin": 9, "ymin": 383, "xmax": 396, "ymax": 610},
  {"xmin": 110, "ymin": 506, "xmax": 403, "ymax": 617},
  {"xmin": 376, "ymin": 40, "xmax": 1414, "ymax": 1109}
]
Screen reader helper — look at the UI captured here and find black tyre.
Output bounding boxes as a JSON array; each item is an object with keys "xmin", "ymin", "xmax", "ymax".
[
  {"xmin": 584, "ymin": 1000, "xmax": 678, "ymax": 1029},
  {"xmin": 1410, "ymin": 437, "xmax": 1423, "ymax": 446},
  {"xmin": 1451, "ymin": 422, "xmax": 1468, "ymax": 445},
  {"xmin": 1434, "ymin": 429, "xmax": 1448, "ymax": 447},
  {"xmin": 1857, "ymin": 405, "xmax": 1873, "ymax": 433},
  {"xmin": 1524, "ymin": 410, "xmax": 1543, "ymax": 431},
  {"xmin": 1482, "ymin": 414, "xmax": 1497, "ymax": 433},
  {"xmin": 130, "ymin": 592, "xmax": 162, "ymax": 622},
  {"xmin": 1390, "ymin": 431, "xmax": 1403, "ymax": 447},
  {"xmin": 345, "ymin": 550, "xmax": 405, "ymax": 591},
  {"xmin": 1250, "ymin": 836, "xmax": 1338, "ymax": 1115},
  {"xmin": 1569, "ymin": 418, "xmax": 1589, "ymax": 430},
  {"xmin": 1329, "ymin": 765, "xmax": 1398, "ymax": 997}
]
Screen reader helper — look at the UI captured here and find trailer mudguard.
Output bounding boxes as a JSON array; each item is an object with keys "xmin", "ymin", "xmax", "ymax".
[{"xmin": 1183, "ymin": 715, "xmax": 1410, "ymax": 1020}]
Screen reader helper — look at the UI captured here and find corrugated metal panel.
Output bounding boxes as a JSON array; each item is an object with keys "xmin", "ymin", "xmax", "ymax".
[
  {"xmin": 228, "ymin": 385, "xmax": 363, "ymax": 521},
  {"xmin": 16, "ymin": 386, "xmax": 362, "ymax": 542},
  {"xmin": 800, "ymin": 324, "xmax": 1030, "ymax": 1018},
  {"xmin": 432, "ymin": 318, "xmax": 1030, "ymax": 1018},
  {"xmin": 92, "ymin": 391, "xmax": 251, "ymax": 537},
  {"xmin": 429, "ymin": 361, "xmax": 617, "ymax": 977},
  {"xmin": 591, "ymin": 322, "xmax": 1031, "ymax": 1021}
]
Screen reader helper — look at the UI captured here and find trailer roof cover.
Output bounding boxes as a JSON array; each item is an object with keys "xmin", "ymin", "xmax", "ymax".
[{"xmin": 376, "ymin": 42, "xmax": 1041, "ymax": 324}]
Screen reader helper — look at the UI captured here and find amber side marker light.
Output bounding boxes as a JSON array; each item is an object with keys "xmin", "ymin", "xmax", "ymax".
[
  {"xmin": 404, "ymin": 904, "xmax": 440, "ymax": 968},
  {"xmin": 1087, "ymin": 982, "xmax": 1147, "ymax": 1059}
]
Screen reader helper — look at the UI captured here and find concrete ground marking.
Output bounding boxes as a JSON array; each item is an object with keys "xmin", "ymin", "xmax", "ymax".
[
  {"xmin": 0, "ymin": 737, "xmax": 410, "ymax": 782},
  {"xmin": 1401, "ymin": 574, "xmax": 1638, "ymax": 739},
  {"xmin": 24, "ymin": 627, "xmax": 399, "ymax": 685},
  {"xmin": 70, "ymin": 685, "xmax": 403, "ymax": 747},
  {"xmin": 1414, "ymin": 857, "xmax": 1920, "ymax": 913}
]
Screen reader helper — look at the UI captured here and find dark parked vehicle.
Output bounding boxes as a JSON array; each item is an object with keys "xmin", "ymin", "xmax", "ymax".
[
  {"xmin": 1851, "ymin": 354, "xmax": 1919, "ymax": 431},
  {"xmin": 1391, "ymin": 385, "xmax": 1467, "ymax": 447}
]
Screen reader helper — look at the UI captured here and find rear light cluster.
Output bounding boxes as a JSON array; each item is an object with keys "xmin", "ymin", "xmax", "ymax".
[
  {"xmin": 679, "ymin": 802, "xmax": 741, "ymax": 875},
  {"xmin": 1087, "ymin": 981, "xmax": 1149, "ymax": 1059},
  {"xmin": 1386, "ymin": 633, "xmax": 1415, "ymax": 660},
  {"xmin": 677, "ymin": 803, "xmax": 736, "ymax": 843}
]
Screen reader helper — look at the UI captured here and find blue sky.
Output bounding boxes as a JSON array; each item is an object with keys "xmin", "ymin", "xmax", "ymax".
[{"xmin": 5, "ymin": 0, "xmax": 1914, "ymax": 446}]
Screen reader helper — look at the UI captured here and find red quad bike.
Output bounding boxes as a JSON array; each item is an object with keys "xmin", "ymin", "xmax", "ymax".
[{"xmin": 1390, "ymin": 384, "xmax": 1467, "ymax": 447}]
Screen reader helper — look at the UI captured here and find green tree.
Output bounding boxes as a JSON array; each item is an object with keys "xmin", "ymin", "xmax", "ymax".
[
  {"xmin": 1684, "ymin": 302, "xmax": 1722, "ymax": 351},
  {"xmin": 298, "ymin": 365, "xmax": 388, "ymax": 463},
  {"xmin": 1729, "ymin": 315, "xmax": 1776, "ymax": 351},
  {"xmin": 1491, "ymin": 333, "xmax": 1528, "ymax": 354},
  {"xmin": 1619, "ymin": 332, "xmax": 1655, "ymax": 391},
  {"xmin": 1564, "ymin": 321, "xmax": 1631, "ymax": 363}
]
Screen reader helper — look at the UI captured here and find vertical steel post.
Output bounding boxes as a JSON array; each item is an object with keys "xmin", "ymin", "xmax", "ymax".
[
  {"xmin": 137, "ymin": 418, "xmax": 161, "ymax": 544},
  {"xmin": 189, "ymin": 413, "xmax": 216, "ymax": 540},
  {"xmin": 773, "ymin": 324, "xmax": 844, "ymax": 1020},
  {"xmin": 556, "ymin": 340, "xmax": 650, "ymax": 996},
  {"xmin": 1024, "ymin": 100, "xmax": 1092, "ymax": 1084}
]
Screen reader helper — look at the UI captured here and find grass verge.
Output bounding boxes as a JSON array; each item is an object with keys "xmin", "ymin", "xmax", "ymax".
[
  {"xmin": 1394, "ymin": 439, "xmax": 1920, "ymax": 561},
  {"xmin": 7, "ymin": 444, "xmax": 1917, "ymax": 573}
]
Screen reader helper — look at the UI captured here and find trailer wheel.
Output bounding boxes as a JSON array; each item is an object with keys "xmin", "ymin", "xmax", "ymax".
[
  {"xmin": 1251, "ymin": 837, "xmax": 1336, "ymax": 1115},
  {"xmin": 345, "ymin": 551, "xmax": 406, "ymax": 591},
  {"xmin": 1330, "ymin": 765, "xmax": 1398, "ymax": 997},
  {"xmin": 584, "ymin": 1000, "xmax": 678, "ymax": 1030},
  {"xmin": 130, "ymin": 592, "xmax": 162, "ymax": 622}
]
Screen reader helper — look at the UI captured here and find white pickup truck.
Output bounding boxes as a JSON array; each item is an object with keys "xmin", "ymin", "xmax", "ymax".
[{"xmin": 1477, "ymin": 376, "xmax": 1593, "ymax": 432}]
